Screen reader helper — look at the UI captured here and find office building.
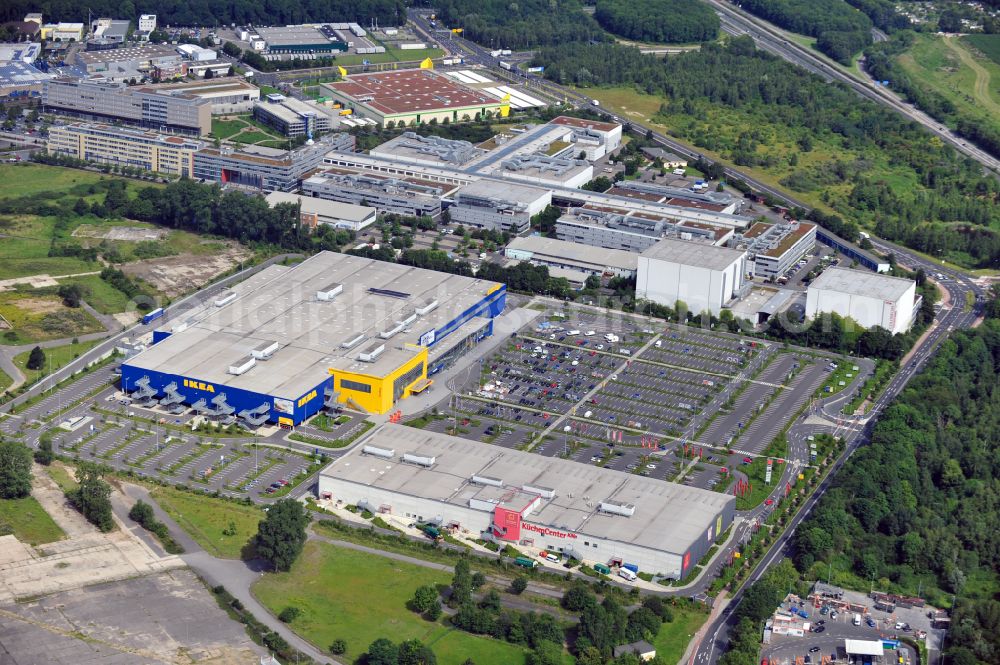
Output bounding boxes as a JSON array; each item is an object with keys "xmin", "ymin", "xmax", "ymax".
[
  {"xmin": 805, "ymin": 267, "xmax": 917, "ymax": 334},
  {"xmin": 192, "ymin": 132, "xmax": 354, "ymax": 192},
  {"xmin": 42, "ymin": 78, "xmax": 212, "ymax": 135},
  {"xmin": 303, "ymin": 168, "xmax": 447, "ymax": 218},
  {"xmin": 371, "ymin": 132, "xmax": 486, "ymax": 169},
  {"xmin": 556, "ymin": 206, "xmax": 732, "ymax": 253},
  {"xmin": 318, "ymin": 424, "xmax": 734, "ymax": 579},
  {"xmin": 47, "ymin": 122, "xmax": 202, "ymax": 176},
  {"xmin": 636, "ymin": 237, "xmax": 748, "ymax": 315},
  {"xmin": 137, "ymin": 79, "xmax": 260, "ymax": 114},
  {"xmin": 253, "ymin": 95, "xmax": 334, "ymax": 137},
  {"xmin": 448, "ymin": 180, "xmax": 550, "ymax": 235},
  {"xmin": 733, "ymin": 221, "xmax": 817, "ymax": 281},
  {"xmin": 265, "ymin": 192, "xmax": 376, "ymax": 232},
  {"xmin": 122, "ymin": 251, "xmax": 506, "ymax": 423},
  {"xmin": 138, "ymin": 15, "xmax": 157, "ymax": 33}
]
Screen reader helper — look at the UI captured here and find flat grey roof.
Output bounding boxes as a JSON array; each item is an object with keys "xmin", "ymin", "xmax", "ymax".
[
  {"xmin": 265, "ymin": 192, "xmax": 375, "ymax": 222},
  {"xmin": 456, "ymin": 179, "xmax": 550, "ymax": 206},
  {"xmin": 124, "ymin": 252, "xmax": 502, "ymax": 399},
  {"xmin": 641, "ymin": 237, "xmax": 746, "ymax": 271},
  {"xmin": 321, "ymin": 424, "xmax": 734, "ymax": 556},
  {"xmin": 256, "ymin": 97, "xmax": 334, "ymax": 124},
  {"xmin": 507, "ymin": 235, "xmax": 637, "ymax": 272},
  {"xmin": 256, "ymin": 25, "xmax": 332, "ymax": 46},
  {"xmin": 808, "ymin": 266, "xmax": 914, "ymax": 300}
]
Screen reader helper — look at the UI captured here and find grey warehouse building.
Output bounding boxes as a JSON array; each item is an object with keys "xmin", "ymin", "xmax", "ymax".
[
  {"xmin": 318, "ymin": 424, "xmax": 735, "ymax": 578},
  {"xmin": 448, "ymin": 180, "xmax": 551, "ymax": 235},
  {"xmin": 303, "ymin": 168, "xmax": 448, "ymax": 218}
]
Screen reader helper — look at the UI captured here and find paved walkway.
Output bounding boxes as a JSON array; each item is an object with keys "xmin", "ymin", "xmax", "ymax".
[{"xmin": 114, "ymin": 482, "xmax": 338, "ymax": 665}]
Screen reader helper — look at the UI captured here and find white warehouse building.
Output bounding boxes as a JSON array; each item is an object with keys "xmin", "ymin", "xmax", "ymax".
[
  {"xmin": 806, "ymin": 267, "xmax": 917, "ymax": 334},
  {"xmin": 318, "ymin": 424, "xmax": 735, "ymax": 579},
  {"xmin": 636, "ymin": 237, "xmax": 748, "ymax": 316}
]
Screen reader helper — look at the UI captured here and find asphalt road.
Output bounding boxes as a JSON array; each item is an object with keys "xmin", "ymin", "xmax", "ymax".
[{"xmin": 690, "ymin": 242, "xmax": 983, "ymax": 665}]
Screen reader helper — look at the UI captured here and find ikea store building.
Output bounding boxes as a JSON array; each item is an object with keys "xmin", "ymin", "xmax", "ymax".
[{"xmin": 121, "ymin": 252, "xmax": 506, "ymax": 427}]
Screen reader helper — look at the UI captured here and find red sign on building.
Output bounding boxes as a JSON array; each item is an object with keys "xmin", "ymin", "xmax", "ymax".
[{"xmin": 493, "ymin": 506, "xmax": 522, "ymax": 541}]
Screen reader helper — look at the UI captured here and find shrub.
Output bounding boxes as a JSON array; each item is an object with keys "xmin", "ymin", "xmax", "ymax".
[
  {"xmin": 330, "ymin": 638, "xmax": 347, "ymax": 654},
  {"xmin": 278, "ymin": 606, "xmax": 301, "ymax": 623}
]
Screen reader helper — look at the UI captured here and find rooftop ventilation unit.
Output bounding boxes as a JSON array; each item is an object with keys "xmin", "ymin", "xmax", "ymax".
[
  {"xmin": 251, "ymin": 340, "xmax": 280, "ymax": 360},
  {"xmin": 316, "ymin": 282, "xmax": 343, "ymax": 301},
  {"xmin": 215, "ymin": 291, "xmax": 237, "ymax": 307},
  {"xmin": 362, "ymin": 445, "xmax": 395, "ymax": 458},
  {"xmin": 416, "ymin": 300, "xmax": 439, "ymax": 316},
  {"xmin": 358, "ymin": 342, "xmax": 385, "ymax": 363},
  {"xmin": 598, "ymin": 500, "xmax": 636, "ymax": 517},
  {"xmin": 472, "ymin": 474, "xmax": 503, "ymax": 487},
  {"xmin": 379, "ymin": 322, "xmax": 405, "ymax": 339},
  {"xmin": 228, "ymin": 356, "xmax": 256, "ymax": 376},
  {"xmin": 402, "ymin": 452, "xmax": 436, "ymax": 467},
  {"xmin": 341, "ymin": 333, "xmax": 365, "ymax": 349},
  {"xmin": 522, "ymin": 484, "xmax": 556, "ymax": 499}
]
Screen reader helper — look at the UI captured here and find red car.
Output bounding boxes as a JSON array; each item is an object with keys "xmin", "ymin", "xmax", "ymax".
[
  {"xmin": 743, "ymin": 457, "xmax": 753, "ymax": 464},
  {"xmin": 765, "ymin": 499, "xmax": 774, "ymax": 506}
]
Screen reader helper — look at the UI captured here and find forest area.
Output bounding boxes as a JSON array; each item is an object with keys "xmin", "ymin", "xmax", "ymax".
[
  {"xmin": 593, "ymin": 0, "xmax": 719, "ymax": 44},
  {"xmin": 792, "ymin": 310, "xmax": 1000, "ymax": 665},
  {"xmin": 434, "ymin": 0, "xmax": 608, "ymax": 49},
  {"xmin": 531, "ymin": 38, "xmax": 1000, "ymax": 269},
  {"xmin": 738, "ymin": 0, "xmax": 874, "ymax": 64}
]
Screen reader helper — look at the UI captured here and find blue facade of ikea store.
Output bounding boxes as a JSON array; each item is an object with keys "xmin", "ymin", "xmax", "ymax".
[{"xmin": 121, "ymin": 284, "xmax": 507, "ymax": 425}]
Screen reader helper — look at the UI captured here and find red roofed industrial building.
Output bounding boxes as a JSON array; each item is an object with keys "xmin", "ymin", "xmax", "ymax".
[{"xmin": 321, "ymin": 69, "xmax": 504, "ymax": 127}]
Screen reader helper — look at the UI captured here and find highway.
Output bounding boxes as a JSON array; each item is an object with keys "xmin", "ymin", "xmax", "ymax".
[{"xmin": 703, "ymin": 0, "xmax": 1000, "ymax": 175}]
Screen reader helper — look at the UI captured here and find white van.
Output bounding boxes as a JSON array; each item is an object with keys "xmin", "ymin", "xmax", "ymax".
[
  {"xmin": 853, "ymin": 614, "xmax": 862, "ymax": 626},
  {"xmin": 618, "ymin": 568, "xmax": 637, "ymax": 582},
  {"xmin": 568, "ymin": 329, "xmax": 581, "ymax": 336}
]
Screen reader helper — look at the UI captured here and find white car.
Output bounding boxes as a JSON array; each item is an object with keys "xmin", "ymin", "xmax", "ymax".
[{"xmin": 585, "ymin": 330, "xmax": 596, "ymax": 336}]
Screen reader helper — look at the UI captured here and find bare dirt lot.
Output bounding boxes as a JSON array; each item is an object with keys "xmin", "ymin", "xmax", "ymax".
[
  {"xmin": 72, "ymin": 225, "xmax": 169, "ymax": 242},
  {"xmin": 122, "ymin": 245, "xmax": 253, "ymax": 298},
  {"xmin": 0, "ymin": 568, "xmax": 264, "ymax": 664}
]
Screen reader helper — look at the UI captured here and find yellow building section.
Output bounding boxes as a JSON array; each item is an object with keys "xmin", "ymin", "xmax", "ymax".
[{"xmin": 328, "ymin": 346, "xmax": 429, "ymax": 414}]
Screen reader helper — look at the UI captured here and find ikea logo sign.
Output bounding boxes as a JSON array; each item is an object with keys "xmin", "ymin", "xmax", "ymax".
[
  {"xmin": 183, "ymin": 379, "xmax": 215, "ymax": 393},
  {"xmin": 298, "ymin": 390, "xmax": 317, "ymax": 408}
]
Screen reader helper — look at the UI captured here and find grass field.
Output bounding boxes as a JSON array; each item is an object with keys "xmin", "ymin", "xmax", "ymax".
[
  {"xmin": 253, "ymin": 540, "xmax": 530, "ymax": 664},
  {"xmin": 0, "ymin": 495, "xmax": 65, "ymax": 545},
  {"xmin": 0, "ymin": 292, "xmax": 104, "ymax": 343},
  {"xmin": 0, "ymin": 164, "xmax": 111, "ymax": 199},
  {"xmin": 652, "ymin": 606, "xmax": 710, "ymax": 665},
  {"xmin": 334, "ymin": 46, "xmax": 445, "ymax": 67},
  {"xmin": 60, "ymin": 275, "xmax": 131, "ymax": 314},
  {"xmin": 963, "ymin": 34, "xmax": 1000, "ymax": 66},
  {"xmin": 897, "ymin": 34, "xmax": 1000, "ymax": 132},
  {"xmin": 0, "ymin": 366, "xmax": 12, "ymax": 393},
  {"xmin": 210, "ymin": 115, "xmax": 285, "ymax": 145},
  {"xmin": 47, "ymin": 463, "xmax": 79, "ymax": 493},
  {"xmin": 210, "ymin": 118, "xmax": 248, "ymax": 140},
  {"xmin": 149, "ymin": 485, "xmax": 262, "ymax": 559},
  {"xmin": 13, "ymin": 339, "xmax": 102, "ymax": 384}
]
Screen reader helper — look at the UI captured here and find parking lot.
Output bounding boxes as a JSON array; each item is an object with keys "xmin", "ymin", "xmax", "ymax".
[{"xmin": 418, "ymin": 306, "xmax": 834, "ymax": 494}]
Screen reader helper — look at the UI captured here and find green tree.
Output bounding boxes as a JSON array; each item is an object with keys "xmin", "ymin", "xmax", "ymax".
[
  {"xmin": 411, "ymin": 585, "xmax": 439, "ymax": 613},
  {"xmin": 561, "ymin": 580, "xmax": 596, "ymax": 611},
  {"xmin": 57, "ymin": 283, "xmax": 86, "ymax": 308},
  {"xmin": 398, "ymin": 639, "xmax": 437, "ymax": 665},
  {"xmin": 511, "ymin": 576, "xmax": 529, "ymax": 594},
  {"xmin": 278, "ymin": 606, "xmax": 301, "ymax": 622},
  {"xmin": 526, "ymin": 640, "xmax": 563, "ymax": 665},
  {"xmin": 33, "ymin": 436, "xmax": 54, "ymax": 466},
  {"xmin": 255, "ymin": 498, "xmax": 309, "ymax": 571},
  {"xmin": 0, "ymin": 441, "xmax": 32, "ymax": 499},
  {"xmin": 366, "ymin": 637, "xmax": 399, "ymax": 665},
  {"xmin": 329, "ymin": 638, "xmax": 347, "ymax": 654},
  {"xmin": 26, "ymin": 346, "xmax": 45, "ymax": 371},
  {"xmin": 68, "ymin": 462, "xmax": 114, "ymax": 532},
  {"xmin": 128, "ymin": 499, "xmax": 155, "ymax": 525},
  {"xmin": 450, "ymin": 558, "xmax": 473, "ymax": 607}
]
